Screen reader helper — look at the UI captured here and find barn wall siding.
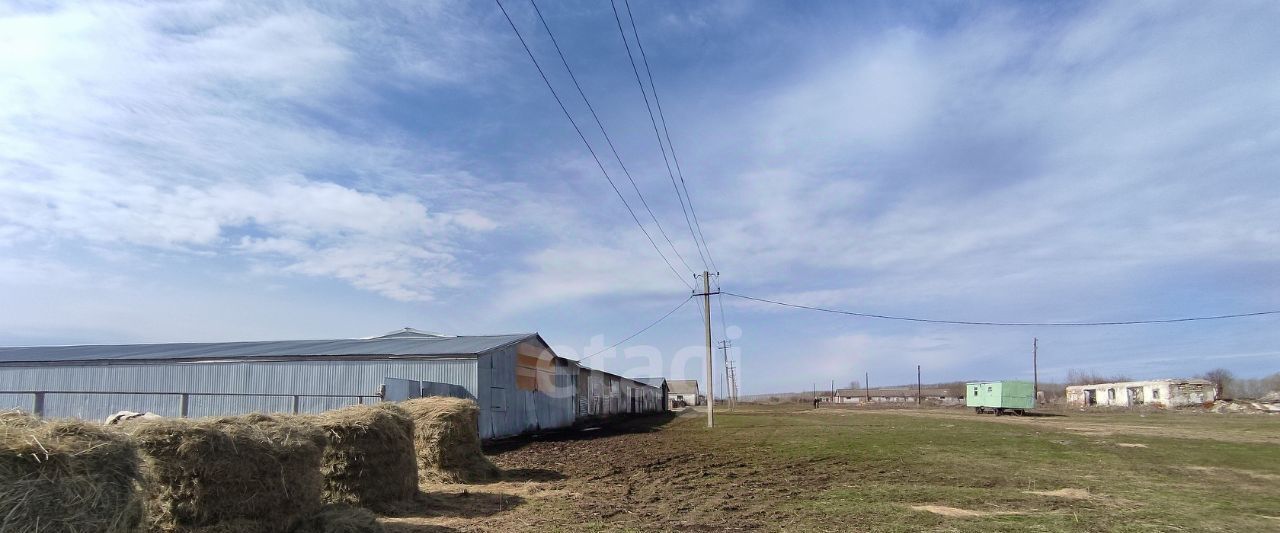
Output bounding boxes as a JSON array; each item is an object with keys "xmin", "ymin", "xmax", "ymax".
[
  {"xmin": 478, "ymin": 342, "xmax": 578, "ymax": 439},
  {"xmin": 0, "ymin": 358, "xmax": 477, "ymax": 420}
]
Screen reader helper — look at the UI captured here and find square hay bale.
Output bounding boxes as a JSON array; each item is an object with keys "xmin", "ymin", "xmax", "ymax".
[
  {"xmin": 400, "ymin": 398, "xmax": 500, "ymax": 483},
  {"xmin": 0, "ymin": 414, "xmax": 144, "ymax": 533},
  {"xmin": 310, "ymin": 403, "xmax": 417, "ymax": 513},
  {"xmin": 128, "ymin": 413, "xmax": 325, "ymax": 533}
]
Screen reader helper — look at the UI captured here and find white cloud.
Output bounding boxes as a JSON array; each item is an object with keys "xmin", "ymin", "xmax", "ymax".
[
  {"xmin": 0, "ymin": 1, "xmax": 503, "ymax": 301},
  {"xmin": 499, "ymin": 243, "xmax": 688, "ymax": 313},
  {"xmin": 691, "ymin": 1, "xmax": 1280, "ymax": 308}
]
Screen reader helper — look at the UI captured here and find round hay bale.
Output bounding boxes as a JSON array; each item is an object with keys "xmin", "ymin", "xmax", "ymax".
[
  {"xmin": 128, "ymin": 413, "xmax": 325, "ymax": 533},
  {"xmin": 400, "ymin": 398, "xmax": 500, "ymax": 483},
  {"xmin": 292, "ymin": 505, "xmax": 384, "ymax": 533},
  {"xmin": 0, "ymin": 416, "xmax": 144, "ymax": 533},
  {"xmin": 309, "ymin": 403, "xmax": 417, "ymax": 513}
]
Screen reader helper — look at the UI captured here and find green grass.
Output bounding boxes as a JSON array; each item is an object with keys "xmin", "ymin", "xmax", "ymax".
[{"xmin": 667, "ymin": 408, "xmax": 1280, "ymax": 532}]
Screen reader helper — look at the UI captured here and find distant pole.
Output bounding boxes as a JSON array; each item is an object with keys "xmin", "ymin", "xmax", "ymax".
[
  {"xmin": 865, "ymin": 372, "xmax": 870, "ymax": 402},
  {"xmin": 719, "ymin": 340, "xmax": 733, "ymax": 409},
  {"xmin": 831, "ymin": 379, "xmax": 835, "ymax": 403},
  {"xmin": 702, "ymin": 271, "xmax": 714, "ymax": 428},
  {"xmin": 917, "ymin": 365, "xmax": 922, "ymax": 406},
  {"xmin": 732, "ymin": 363, "xmax": 742, "ymax": 404},
  {"xmin": 1033, "ymin": 337, "xmax": 1039, "ymax": 405}
]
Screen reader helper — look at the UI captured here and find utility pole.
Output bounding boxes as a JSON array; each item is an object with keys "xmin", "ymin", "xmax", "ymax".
[
  {"xmin": 726, "ymin": 361, "xmax": 737, "ymax": 408},
  {"xmin": 696, "ymin": 271, "xmax": 718, "ymax": 428},
  {"xmin": 719, "ymin": 340, "xmax": 733, "ymax": 409},
  {"xmin": 865, "ymin": 372, "xmax": 870, "ymax": 402},
  {"xmin": 1033, "ymin": 337, "xmax": 1039, "ymax": 406},
  {"xmin": 917, "ymin": 365, "xmax": 922, "ymax": 406},
  {"xmin": 831, "ymin": 380, "xmax": 835, "ymax": 403},
  {"xmin": 732, "ymin": 364, "xmax": 739, "ymax": 406}
]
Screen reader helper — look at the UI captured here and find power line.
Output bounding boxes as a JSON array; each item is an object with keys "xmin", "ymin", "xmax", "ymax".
[
  {"xmin": 716, "ymin": 290, "xmax": 729, "ymax": 337},
  {"xmin": 721, "ymin": 291, "xmax": 1280, "ymax": 326},
  {"xmin": 578, "ymin": 295, "xmax": 695, "ymax": 361},
  {"xmin": 495, "ymin": 0, "xmax": 692, "ymax": 291},
  {"xmin": 609, "ymin": 0, "xmax": 710, "ymax": 271},
  {"xmin": 622, "ymin": 0, "xmax": 718, "ymax": 272},
  {"xmin": 528, "ymin": 0, "xmax": 698, "ymax": 277}
]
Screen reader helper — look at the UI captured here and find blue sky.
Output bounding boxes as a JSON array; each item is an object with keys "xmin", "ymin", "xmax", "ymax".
[{"xmin": 1, "ymin": 0, "xmax": 1277, "ymax": 395}]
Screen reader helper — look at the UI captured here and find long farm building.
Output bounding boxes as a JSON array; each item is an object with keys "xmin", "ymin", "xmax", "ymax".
[{"xmin": 0, "ymin": 329, "xmax": 665, "ymax": 439}]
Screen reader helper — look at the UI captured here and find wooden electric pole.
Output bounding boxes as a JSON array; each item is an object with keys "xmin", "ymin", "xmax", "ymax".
[
  {"xmin": 1033, "ymin": 337, "xmax": 1039, "ymax": 405},
  {"xmin": 917, "ymin": 365, "xmax": 922, "ymax": 406},
  {"xmin": 865, "ymin": 372, "xmax": 870, "ymax": 402}
]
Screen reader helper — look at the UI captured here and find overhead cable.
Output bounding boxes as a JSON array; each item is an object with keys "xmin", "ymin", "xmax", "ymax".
[
  {"xmin": 578, "ymin": 295, "xmax": 695, "ymax": 361},
  {"xmin": 528, "ymin": 0, "xmax": 699, "ymax": 277},
  {"xmin": 495, "ymin": 0, "xmax": 692, "ymax": 290},
  {"xmin": 609, "ymin": 0, "xmax": 710, "ymax": 271},
  {"xmin": 622, "ymin": 0, "xmax": 718, "ymax": 272},
  {"xmin": 722, "ymin": 291, "xmax": 1280, "ymax": 326}
]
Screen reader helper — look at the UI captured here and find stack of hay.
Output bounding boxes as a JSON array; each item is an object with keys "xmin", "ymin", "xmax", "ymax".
[
  {"xmin": 128, "ymin": 413, "xmax": 326, "ymax": 533},
  {"xmin": 0, "ymin": 411, "xmax": 144, "ymax": 532},
  {"xmin": 400, "ymin": 398, "xmax": 500, "ymax": 483},
  {"xmin": 310, "ymin": 403, "xmax": 418, "ymax": 513}
]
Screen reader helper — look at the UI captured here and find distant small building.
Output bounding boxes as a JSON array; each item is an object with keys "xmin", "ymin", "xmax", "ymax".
[
  {"xmin": 1066, "ymin": 379, "xmax": 1216, "ymax": 408},
  {"xmin": 666, "ymin": 379, "xmax": 701, "ymax": 408},
  {"xmin": 830, "ymin": 387, "xmax": 961, "ymax": 404}
]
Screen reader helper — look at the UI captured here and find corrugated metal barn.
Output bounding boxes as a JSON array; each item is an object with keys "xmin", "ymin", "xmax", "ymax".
[{"xmin": 0, "ymin": 329, "xmax": 664, "ymax": 439}]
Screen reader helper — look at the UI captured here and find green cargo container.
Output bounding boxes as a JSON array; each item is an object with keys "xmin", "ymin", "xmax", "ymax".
[{"xmin": 966, "ymin": 380, "xmax": 1034, "ymax": 415}]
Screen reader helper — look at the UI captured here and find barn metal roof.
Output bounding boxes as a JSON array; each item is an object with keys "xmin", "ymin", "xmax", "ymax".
[
  {"xmin": 633, "ymin": 377, "xmax": 667, "ymax": 389},
  {"xmin": 667, "ymin": 379, "xmax": 699, "ymax": 395},
  {"xmin": 0, "ymin": 333, "xmax": 537, "ymax": 364}
]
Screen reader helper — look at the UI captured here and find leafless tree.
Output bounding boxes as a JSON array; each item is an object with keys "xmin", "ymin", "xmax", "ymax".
[
  {"xmin": 1200, "ymin": 368, "xmax": 1235, "ymax": 399},
  {"xmin": 1066, "ymin": 369, "xmax": 1131, "ymax": 386}
]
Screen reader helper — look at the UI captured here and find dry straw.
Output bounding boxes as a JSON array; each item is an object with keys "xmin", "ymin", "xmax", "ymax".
[
  {"xmin": 293, "ymin": 505, "xmax": 385, "ymax": 533},
  {"xmin": 400, "ymin": 398, "xmax": 500, "ymax": 483},
  {"xmin": 128, "ymin": 413, "xmax": 326, "ymax": 533},
  {"xmin": 0, "ymin": 412, "xmax": 145, "ymax": 533},
  {"xmin": 309, "ymin": 403, "xmax": 418, "ymax": 513}
]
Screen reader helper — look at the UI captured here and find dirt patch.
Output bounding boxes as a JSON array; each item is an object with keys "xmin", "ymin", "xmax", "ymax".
[
  {"xmin": 1026, "ymin": 488, "xmax": 1091, "ymax": 499},
  {"xmin": 1186, "ymin": 466, "xmax": 1280, "ymax": 481},
  {"xmin": 909, "ymin": 505, "xmax": 1022, "ymax": 517},
  {"xmin": 380, "ymin": 414, "xmax": 845, "ymax": 530},
  {"xmin": 1116, "ymin": 443, "xmax": 1148, "ymax": 448}
]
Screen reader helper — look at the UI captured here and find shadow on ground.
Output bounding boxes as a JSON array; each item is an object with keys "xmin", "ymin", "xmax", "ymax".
[
  {"xmin": 380, "ymin": 524, "xmax": 458, "ymax": 533},
  {"xmin": 500, "ymin": 467, "xmax": 565, "ymax": 482},
  {"xmin": 1017, "ymin": 411, "xmax": 1068, "ymax": 418},
  {"xmin": 483, "ymin": 411, "xmax": 678, "ymax": 454},
  {"xmin": 378, "ymin": 489, "xmax": 524, "ymax": 527}
]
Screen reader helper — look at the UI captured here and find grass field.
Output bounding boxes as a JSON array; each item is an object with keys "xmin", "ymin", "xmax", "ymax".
[{"xmin": 385, "ymin": 406, "xmax": 1280, "ymax": 532}]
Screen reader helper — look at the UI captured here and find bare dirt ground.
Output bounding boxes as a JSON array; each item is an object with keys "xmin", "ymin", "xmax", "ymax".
[
  {"xmin": 380, "ymin": 406, "xmax": 1280, "ymax": 532},
  {"xmin": 383, "ymin": 410, "xmax": 839, "ymax": 531}
]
